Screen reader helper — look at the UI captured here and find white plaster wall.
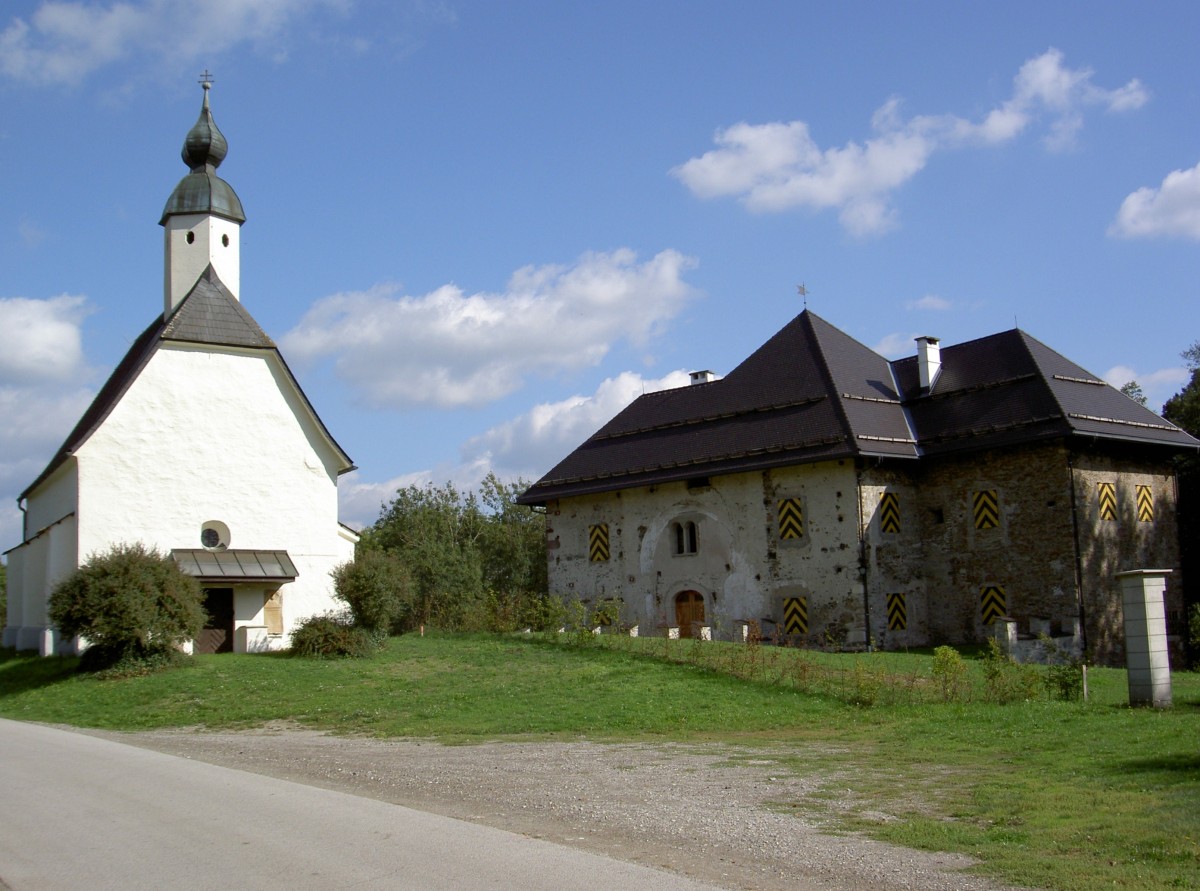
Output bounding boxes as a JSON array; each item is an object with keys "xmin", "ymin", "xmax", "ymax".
[
  {"xmin": 4, "ymin": 512, "xmax": 78, "ymax": 651},
  {"xmin": 23, "ymin": 462, "xmax": 77, "ymax": 536},
  {"xmin": 70, "ymin": 343, "xmax": 347, "ymax": 641},
  {"xmin": 163, "ymin": 214, "xmax": 241, "ymax": 312}
]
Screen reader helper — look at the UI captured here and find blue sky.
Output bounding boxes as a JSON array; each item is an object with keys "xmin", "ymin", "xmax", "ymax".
[{"xmin": 3, "ymin": 1, "xmax": 1199, "ymax": 550}]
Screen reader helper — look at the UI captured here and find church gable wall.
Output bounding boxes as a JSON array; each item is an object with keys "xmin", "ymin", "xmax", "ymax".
[{"xmin": 72, "ymin": 344, "xmax": 348, "ymax": 641}]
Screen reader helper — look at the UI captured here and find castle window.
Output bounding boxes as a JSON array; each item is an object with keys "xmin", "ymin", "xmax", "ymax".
[
  {"xmin": 1136, "ymin": 485, "xmax": 1154, "ymax": 523},
  {"xmin": 588, "ymin": 524, "xmax": 610, "ymax": 562},
  {"xmin": 673, "ymin": 521, "xmax": 698, "ymax": 555},
  {"xmin": 879, "ymin": 491, "xmax": 900, "ymax": 534},
  {"xmin": 973, "ymin": 490, "xmax": 999, "ymax": 530},
  {"xmin": 1097, "ymin": 482, "xmax": 1117, "ymax": 522},
  {"xmin": 778, "ymin": 497, "xmax": 804, "ymax": 540}
]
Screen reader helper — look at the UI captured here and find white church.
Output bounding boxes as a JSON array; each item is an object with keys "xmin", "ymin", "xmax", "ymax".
[{"xmin": 3, "ymin": 81, "xmax": 358, "ymax": 656}]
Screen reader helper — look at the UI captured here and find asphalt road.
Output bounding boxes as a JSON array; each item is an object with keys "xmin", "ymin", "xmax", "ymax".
[{"xmin": 0, "ymin": 718, "xmax": 728, "ymax": 891}]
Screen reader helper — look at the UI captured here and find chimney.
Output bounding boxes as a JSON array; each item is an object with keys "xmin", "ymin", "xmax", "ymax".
[
  {"xmin": 689, "ymin": 370, "xmax": 715, "ymax": 385},
  {"xmin": 915, "ymin": 336, "xmax": 941, "ymax": 390}
]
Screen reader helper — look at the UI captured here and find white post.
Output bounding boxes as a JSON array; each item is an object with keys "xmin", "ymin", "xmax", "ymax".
[{"xmin": 1116, "ymin": 569, "xmax": 1173, "ymax": 708}]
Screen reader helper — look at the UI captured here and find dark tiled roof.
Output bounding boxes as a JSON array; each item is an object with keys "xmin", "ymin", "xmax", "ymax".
[
  {"xmin": 20, "ymin": 268, "xmax": 353, "ymax": 501},
  {"xmin": 519, "ymin": 311, "xmax": 1197, "ymax": 504},
  {"xmin": 162, "ymin": 266, "xmax": 274, "ymax": 347}
]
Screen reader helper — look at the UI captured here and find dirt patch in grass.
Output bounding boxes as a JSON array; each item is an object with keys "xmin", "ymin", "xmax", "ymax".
[{"xmin": 89, "ymin": 723, "xmax": 1029, "ymax": 891}]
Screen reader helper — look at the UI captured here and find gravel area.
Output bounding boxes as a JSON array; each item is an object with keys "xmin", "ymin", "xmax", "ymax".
[{"xmin": 92, "ymin": 725, "xmax": 1029, "ymax": 891}]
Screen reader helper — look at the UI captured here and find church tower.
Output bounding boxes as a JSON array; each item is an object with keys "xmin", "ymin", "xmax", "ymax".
[{"xmin": 160, "ymin": 76, "xmax": 245, "ymax": 315}]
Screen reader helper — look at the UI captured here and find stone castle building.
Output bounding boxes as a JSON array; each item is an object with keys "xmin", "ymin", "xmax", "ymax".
[{"xmin": 519, "ymin": 310, "xmax": 1197, "ymax": 663}]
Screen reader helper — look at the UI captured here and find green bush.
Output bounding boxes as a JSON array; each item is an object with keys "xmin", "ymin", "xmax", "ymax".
[
  {"xmin": 1040, "ymin": 635, "xmax": 1085, "ymax": 701},
  {"xmin": 981, "ymin": 638, "xmax": 1041, "ymax": 703},
  {"xmin": 331, "ymin": 550, "xmax": 414, "ymax": 633},
  {"xmin": 49, "ymin": 542, "xmax": 204, "ymax": 672},
  {"xmin": 931, "ymin": 645, "xmax": 969, "ymax": 702},
  {"xmin": 290, "ymin": 612, "xmax": 384, "ymax": 658}
]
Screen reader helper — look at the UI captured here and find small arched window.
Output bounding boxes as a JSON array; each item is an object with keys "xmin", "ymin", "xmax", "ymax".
[{"xmin": 672, "ymin": 520, "xmax": 698, "ymax": 555}]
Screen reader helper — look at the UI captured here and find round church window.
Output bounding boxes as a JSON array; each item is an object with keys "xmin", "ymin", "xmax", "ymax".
[{"xmin": 200, "ymin": 521, "xmax": 230, "ymax": 551}]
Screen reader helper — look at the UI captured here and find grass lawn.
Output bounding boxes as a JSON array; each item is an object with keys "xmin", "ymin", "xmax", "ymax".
[{"xmin": 1, "ymin": 633, "xmax": 1197, "ymax": 891}]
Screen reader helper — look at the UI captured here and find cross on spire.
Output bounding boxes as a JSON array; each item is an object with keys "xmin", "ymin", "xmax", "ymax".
[{"xmin": 198, "ymin": 69, "xmax": 214, "ymax": 90}]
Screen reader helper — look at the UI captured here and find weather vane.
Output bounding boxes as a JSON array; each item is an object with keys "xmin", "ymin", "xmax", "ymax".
[{"xmin": 797, "ymin": 282, "xmax": 809, "ymax": 308}]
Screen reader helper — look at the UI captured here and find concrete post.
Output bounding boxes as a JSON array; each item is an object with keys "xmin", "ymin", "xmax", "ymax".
[
  {"xmin": 990, "ymin": 618, "xmax": 1018, "ymax": 652},
  {"xmin": 1116, "ymin": 569, "xmax": 1173, "ymax": 708}
]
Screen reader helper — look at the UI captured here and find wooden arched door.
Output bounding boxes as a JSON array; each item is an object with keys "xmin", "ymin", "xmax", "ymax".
[{"xmin": 674, "ymin": 590, "xmax": 705, "ymax": 638}]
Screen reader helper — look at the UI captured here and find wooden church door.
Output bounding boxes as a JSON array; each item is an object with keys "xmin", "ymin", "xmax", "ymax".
[
  {"xmin": 674, "ymin": 590, "xmax": 705, "ymax": 638},
  {"xmin": 197, "ymin": 588, "xmax": 235, "ymax": 654}
]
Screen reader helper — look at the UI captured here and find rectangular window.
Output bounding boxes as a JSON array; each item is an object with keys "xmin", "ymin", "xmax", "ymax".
[
  {"xmin": 981, "ymin": 585, "xmax": 1006, "ymax": 625},
  {"xmin": 782, "ymin": 596, "xmax": 808, "ymax": 635},
  {"xmin": 973, "ymin": 490, "xmax": 999, "ymax": 530},
  {"xmin": 1136, "ymin": 485, "xmax": 1154, "ymax": 523},
  {"xmin": 1097, "ymin": 482, "xmax": 1117, "ymax": 521},
  {"xmin": 588, "ymin": 524, "xmax": 610, "ymax": 562},
  {"xmin": 264, "ymin": 590, "xmax": 283, "ymax": 635},
  {"xmin": 886, "ymin": 592, "xmax": 907, "ymax": 630},
  {"xmin": 778, "ymin": 497, "xmax": 804, "ymax": 539},
  {"xmin": 879, "ymin": 491, "xmax": 900, "ymax": 534}
]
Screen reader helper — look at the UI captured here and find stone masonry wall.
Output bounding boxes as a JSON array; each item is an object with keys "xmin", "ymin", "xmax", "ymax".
[
  {"xmin": 540, "ymin": 442, "xmax": 1182, "ymax": 665},
  {"xmin": 914, "ymin": 441, "xmax": 1081, "ymax": 647},
  {"xmin": 1068, "ymin": 447, "xmax": 1183, "ymax": 664}
]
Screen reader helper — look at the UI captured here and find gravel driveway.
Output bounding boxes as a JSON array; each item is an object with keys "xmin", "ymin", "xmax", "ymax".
[{"xmin": 94, "ymin": 725, "xmax": 1029, "ymax": 891}]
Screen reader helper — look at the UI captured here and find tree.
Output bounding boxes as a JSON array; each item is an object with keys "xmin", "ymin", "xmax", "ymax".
[
  {"xmin": 331, "ymin": 549, "xmax": 414, "ymax": 632},
  {"xmin": 1120, "ymin": 380, "xmax": 1148, "ymax": 406},
  {"xmin": 477, "ymin": 473, "xmax": 552, "ymax": 631},
  {"xmin": 369, "ymin": 481, "xmax": 485, "ymax": 628},
  {"xmin": 1163, "ymin": 341, "xmax": 1200, "ymax": 437},
  {"xmin": 478, "ymin": 473, "xmax": 547, "ymax": 601},
  {"xmin": 0, "ymin": 559, "xmax": 7, "ymax": 630},
  {"xmin": 1162, "ymin": 340, "xmax": 1200, "ymax": 667},
  {"xmin": 48, "ymin": 542, "xmax": 205, "ymax": 670},
  {"xmin": 364, "ymin": 476, "xmax": 551, "ymax": 632}
]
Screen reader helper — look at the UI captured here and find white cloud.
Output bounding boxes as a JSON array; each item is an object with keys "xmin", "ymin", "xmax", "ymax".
[
  {"xmin": 1102, "ymin": 364, "xmax": 1188, "ymax": 411},
  {"xmin": 337, "ymin": 369, "xmax": 692, "ymax": 531},
  {"xmin": 1109, "ymin": 161, "xmax": 1200, "ymax": 241},
  {"xmin": 281, "ymin": 249, "xmax": 699, "ymax": 409},
  {"xmin": 0, "ymin": 293, "xmax": 98, "ymax": 547},
  {"xmin": 0, "ymin": 0, "xmax": 352, "ymax": 85},
  {"xmin": 461, "ymin": 369, "xmax": 692, "ymax": 481},
  {"xmin": 0, "ymin": 294, "xmax": 91, "ymax": 384},
  {"xmin": 873, "ymin": 333, "xmax": 921, "ymax": 359},
  {"xmin": 906, "ymin": 294, "xmax": 952, "ymax": 311},
  {"xmin": 337, "ymin": 469, "xmax": 430, "ymax": 531},
  {"xmin": 18, "ymin": 218, "xmax": 48, "ymax": 248},
  {"xmin": 672, "ymin": 49, "xmax": 1147, "ymax": 234}
]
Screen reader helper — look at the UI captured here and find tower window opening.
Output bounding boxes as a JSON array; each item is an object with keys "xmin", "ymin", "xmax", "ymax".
[
  {"xmin": 222, "ymin": 233, "xmax": 229, "ymax": 246},
  {"xmin": 186, "ymin": 231, "xmax": 195, "ymax": 244}
]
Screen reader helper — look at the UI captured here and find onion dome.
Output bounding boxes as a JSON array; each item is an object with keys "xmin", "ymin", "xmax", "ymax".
[{"xmin": 160, "ymin": 81, "xmax": 245, "ymax": 225}]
